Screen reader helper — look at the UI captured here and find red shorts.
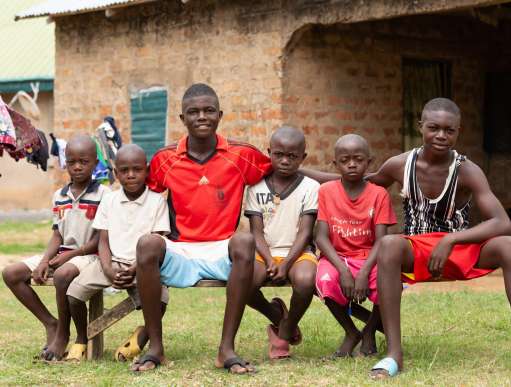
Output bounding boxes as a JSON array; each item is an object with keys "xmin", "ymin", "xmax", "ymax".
[
  {"xmin": 402, "ymin": 232, "xmax": 494, "ymax": 283},
  {"xmin": 316, "ymin": 257, "xmax": 378, "ymax": 306}
]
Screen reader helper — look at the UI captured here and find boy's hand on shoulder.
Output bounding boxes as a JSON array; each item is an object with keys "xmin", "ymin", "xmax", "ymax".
[
  {"xmin": 428, "ymin": 234, "xmax": 455, "ymax": 279},
  {"xmin": 32, "ymin": 260, "xmax": 50, "ymax": 284},
  {"xmin": 339, "ymin": 269, "xmax": 355, "ymax": 301},
  {"xmin": 48, "ymin": 250, "xmax": 76, "ymax": 268}
]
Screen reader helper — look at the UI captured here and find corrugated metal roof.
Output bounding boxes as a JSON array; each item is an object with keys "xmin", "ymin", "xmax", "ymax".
[
  {"xmin": 0, "ymin": 0, "xmax": 54, "ymax": 82},
  {"xmin": 15, "ymin": 0, "xmax": 157, "ymax": 20}
]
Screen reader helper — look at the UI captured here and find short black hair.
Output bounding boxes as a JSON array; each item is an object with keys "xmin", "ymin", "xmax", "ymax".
[
  {"xmin": 270, "ymin": 126, "xmax": 306, "ymax": 152},
  {"xmin": 334, "ymin": 134, "xmax": 370, "ymax": 157},
  {"xmin": 182, "ymin": 83, "xmax": 219, "ymax": 103},
  {"xmin": 66, "ymin": 134, "xmax": 97, "ymax": 158},
  {"xmin": 421, "ymin": 98, "xmax": 460, "ymax": 121},
  {"xmin": 115, "ymin": 144, "xmax": 147, "ymax": 166}
]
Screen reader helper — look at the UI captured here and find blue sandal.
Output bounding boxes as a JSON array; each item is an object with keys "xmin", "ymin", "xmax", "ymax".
[{"xmin": 370, "ymin": 357, "xmax": 399, "ymax": 378}]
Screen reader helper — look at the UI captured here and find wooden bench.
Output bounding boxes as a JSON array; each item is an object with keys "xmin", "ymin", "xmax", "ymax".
[{"xmin": 33, "ymin": 279, "xmax": 375, "ymax": 359}]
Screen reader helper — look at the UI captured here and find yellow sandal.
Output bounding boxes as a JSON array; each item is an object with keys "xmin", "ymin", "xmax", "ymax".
[
  {"xmin": 65, "ymin": 344, "xmax": 87, "ymax": 362},
  {"xmin": 114, "ymin": 326, "xmax": 144, "ymax": 362}
]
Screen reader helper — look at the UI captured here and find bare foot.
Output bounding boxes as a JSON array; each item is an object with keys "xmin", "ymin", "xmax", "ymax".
[
  {"xmin": 45, "ymin": 319, "xmax": 58, "ymax": 347},
  {"xmin": 359, "ymin": 329, "xmax": 377, "ymax": 356},
  {"xmin": 37, "ymin": 320, "xmax": 58, "ymax": 357},
  {"xmin": 330, "ymin": 332, "xmax": 361, "ymax": 358},
  {"xmin": 215, "ymin": 349, "xmax": 256, "ymax": 374},
  {"xmin": 43, "ymin": 333, "xmax": 70, "ymax": 361}
]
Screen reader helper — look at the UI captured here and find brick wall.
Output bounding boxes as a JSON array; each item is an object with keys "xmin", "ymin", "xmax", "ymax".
[
  {"xmin": 54, "ymin": 0, "xmax": 285, "ymax": 152},
  {"xmin": 52, "ymin": 1, "xmax": 511, "ymax": 219},
  {"xmin": 282, "ymin": 15, "xmax": 511, "ymax": 220}
]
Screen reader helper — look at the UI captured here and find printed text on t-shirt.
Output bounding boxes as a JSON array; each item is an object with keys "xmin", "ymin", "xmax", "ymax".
[{"xmin": 330, "ymin": 216, "xmax": 372, "ymax": 238}]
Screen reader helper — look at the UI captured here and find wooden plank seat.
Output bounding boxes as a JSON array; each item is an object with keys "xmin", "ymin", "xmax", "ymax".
[{"xmin": 32, "ymin": 278, "xmax": 376, "ymax": 359}]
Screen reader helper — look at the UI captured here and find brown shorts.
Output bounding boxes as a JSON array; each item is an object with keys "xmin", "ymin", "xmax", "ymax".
[{"xmin": 66, "ymin": 259, "xmax": 169, "ymax": 308}]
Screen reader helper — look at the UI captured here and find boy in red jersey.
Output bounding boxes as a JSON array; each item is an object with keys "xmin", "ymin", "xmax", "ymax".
[
  {"xmin": 367, "ymin": 98, "xmax": 511, "ymax": 378},
  {"xmin": 132, "ymin": 84, "xmax": 272, "ymax": 373},
  {"xmin": 315, "ymin": 134, "xmax": 396, "ymax": 359}
]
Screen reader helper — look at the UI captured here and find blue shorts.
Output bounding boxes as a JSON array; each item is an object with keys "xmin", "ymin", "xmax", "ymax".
[{"xmin": 160, "ymin": 238, "xmax": 232, "ymax": 288}]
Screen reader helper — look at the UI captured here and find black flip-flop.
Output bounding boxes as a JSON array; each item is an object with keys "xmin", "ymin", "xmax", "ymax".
[
  {"xmin": 223, "ymin": 357, "xmax": 256, "ymax": 374},
  {"xmin": 132, "ymin": 354, "xmax": 161, "ymax": 372}
]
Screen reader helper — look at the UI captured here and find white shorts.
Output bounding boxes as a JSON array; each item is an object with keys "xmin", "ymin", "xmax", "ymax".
[{"xmin": 160, "ymin": 238, "xmax": 231, "ymax": 288}]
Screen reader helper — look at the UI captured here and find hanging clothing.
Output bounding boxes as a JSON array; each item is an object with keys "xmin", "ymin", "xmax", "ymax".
[
  {"xmin": 0, "ymin": 96, "xmax": 16, "ymax": 151},
  {"xmin": 96, "ymin": 125, "xmax": 116, "ymax": 165},
  {"xmin": 93, "ymin": 117, "xmax": 121, "ymax": 185},
  {"xmin": 6, "ymin": 106, "xmax": 41, "ymax": 161},
  {"xmin": 92, "ymin": 137, "xmax": 114, "ymax": 184},
  {"xmin": 49, "ymin": 133, "xmax": 67, "ymax": 169},
  {"xmin": 103, "ymin": 116, "xmax": 122, "ymax": 150},
  {"xmin": 26, "ymin": 130, "xmax": 49, "ymax": 171}
]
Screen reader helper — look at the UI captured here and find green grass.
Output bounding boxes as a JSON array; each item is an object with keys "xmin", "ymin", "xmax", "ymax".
[
  {"xmin": 0, "ymin": 242, "xmax": 46, "ymax": 255},
  {"xmin": 0, "ymin": 222, "xmax": 510, "ymax": 385},
  {"xmin": 0, "ymin": 282, "xmax": 510, "ymax": 386},
  {"xmin": 0, "ymin": 220, "xmax": 51, "ymax": 255}
]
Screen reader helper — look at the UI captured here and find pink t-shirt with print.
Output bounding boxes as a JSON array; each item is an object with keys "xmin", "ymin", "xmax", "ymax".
[{"xmin": 318, "ymin": 180, "xmax": 397, "ymax": 260}]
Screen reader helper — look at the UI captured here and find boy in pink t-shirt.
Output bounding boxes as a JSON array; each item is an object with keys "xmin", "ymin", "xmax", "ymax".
[{"xmin": 315, "ymin": 134, "xmax": 396, "ymax": 358}]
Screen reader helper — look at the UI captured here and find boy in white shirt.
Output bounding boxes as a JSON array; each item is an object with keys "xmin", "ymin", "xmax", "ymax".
[
  {"xmin": 66, "ymin": 144, "xmax": 170, "ymax": 361},
  {"xmin": 244, "ymin": 126, "xmax": 319, "ymax": 359}
]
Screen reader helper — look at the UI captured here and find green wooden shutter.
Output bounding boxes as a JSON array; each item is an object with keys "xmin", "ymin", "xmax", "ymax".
[{"xmin": 130, "ymin": 87, "xmax": 168, "ymax": 160}]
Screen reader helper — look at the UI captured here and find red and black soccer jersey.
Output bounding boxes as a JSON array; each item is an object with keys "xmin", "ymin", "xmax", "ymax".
[{"xmin": 147, "ymin": 134, "xmax": 272, "ymax": 242}]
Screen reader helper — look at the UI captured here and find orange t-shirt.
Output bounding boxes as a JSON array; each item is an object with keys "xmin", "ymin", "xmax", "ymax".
[{"xmin": 317, "ymin": 181, "xmax": 396, "ymax": 259}]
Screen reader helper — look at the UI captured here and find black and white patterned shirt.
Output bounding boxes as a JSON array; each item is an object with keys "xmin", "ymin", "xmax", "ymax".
[{"xmin": 402, "ymin": 148, "xmax": 470, "ymax": 236}]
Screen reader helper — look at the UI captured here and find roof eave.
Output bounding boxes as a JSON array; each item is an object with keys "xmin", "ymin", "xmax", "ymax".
[{"xmin": 15, "ymin": 0, "xmax": 158, "ymax": 21}]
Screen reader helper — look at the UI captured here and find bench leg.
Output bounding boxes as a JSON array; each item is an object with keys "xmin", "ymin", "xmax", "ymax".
[{"xmin": 87, "ymin": 292, "xmax": 104, "ymax": 360}]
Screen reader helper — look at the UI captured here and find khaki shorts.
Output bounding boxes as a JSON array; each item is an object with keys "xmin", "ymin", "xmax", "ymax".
[
  {"xmin": 22, "ymin": 254, "xmax": 97, "ymax": 272},
  {"xmin": 67, "ymin": 259, "xmax": 169, "ymax": 308}
]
